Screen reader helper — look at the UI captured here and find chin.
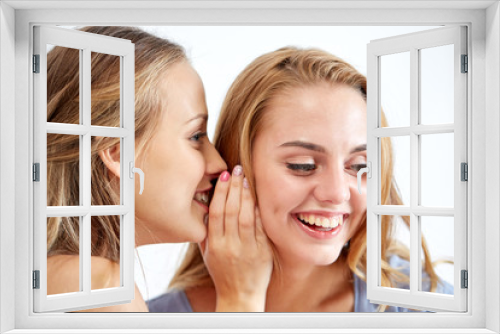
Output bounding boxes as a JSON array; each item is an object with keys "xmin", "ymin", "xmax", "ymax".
[
  {"xmin": 300, "ymin": 247, "xmax": 344, "ymax": 266},
  {"xmin": 187, "ymin": 219, "xmax": 207, "ymax": 243}
]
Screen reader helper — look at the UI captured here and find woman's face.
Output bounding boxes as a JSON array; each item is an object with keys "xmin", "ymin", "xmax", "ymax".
[
  {"xmin": 135, "ymin": 62, "xmax": 227, "ymax": 245},
  {"xmin": 252, "ymin": 82, "xmax": 367, "ymax": 266}
]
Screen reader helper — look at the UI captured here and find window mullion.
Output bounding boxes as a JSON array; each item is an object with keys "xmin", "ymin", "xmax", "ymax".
[
  {"xmin": 410, "ymin": 47, "xmax": 420, "ymax": 294},
  {"xmin": 81, "ymin": 47, "xmax": 92, "ymax": 295}
]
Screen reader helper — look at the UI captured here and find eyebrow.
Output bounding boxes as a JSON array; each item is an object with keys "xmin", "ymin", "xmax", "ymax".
[
  {"xmin": 350, "ymin": 144, "xmax": 367, "ymax": 154},
  {"xmin": 279, "ymin": 141, "xmax": 326, "ymax": 153},
  {"xmin": 279, "ymin": 141, "xmax": 367, "ymax": 154},
  {"xmin": 185, "ymin": 114, "xmax": 208, "ymax": 124}
]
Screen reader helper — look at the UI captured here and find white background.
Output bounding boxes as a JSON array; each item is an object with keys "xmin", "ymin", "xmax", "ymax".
[{"xmin": 128, "ymin": 25, "xmax": 455, "ymax": 301}]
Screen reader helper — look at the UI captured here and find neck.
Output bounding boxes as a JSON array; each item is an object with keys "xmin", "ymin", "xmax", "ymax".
[{"xmin": 265, "ymin": 251, "xmax": 354, "ymax": 312}]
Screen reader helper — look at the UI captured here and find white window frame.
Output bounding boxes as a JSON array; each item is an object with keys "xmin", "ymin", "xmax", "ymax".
[
  {"xmin": 0, "ymin": 1, "xmax": 499, "ymax": 333},
  {"xmin": 33, "ymin": 25, "xmax": 136, "ymax": 312},
  {"xmin": 366, "ymin": 26, "xmax": 468, "ymax": 312}
]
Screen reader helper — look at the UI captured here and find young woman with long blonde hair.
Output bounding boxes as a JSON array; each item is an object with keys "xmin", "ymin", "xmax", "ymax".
[
  {"xmin": 148, "ymin": 47, "xmax": 452, "ymax": 312},
  {"xmin": 46, "ymin": 26, "xmax": 271, "ymax": 312}
]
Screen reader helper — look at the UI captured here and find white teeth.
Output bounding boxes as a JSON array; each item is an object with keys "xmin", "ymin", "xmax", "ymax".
[
  {"xmin": 297, "ymin": 213, "xmax": 343, "ymax": 229},
  {"xmin": 194, "ymin": 192, "xmax": 209, "ymax": 205}
]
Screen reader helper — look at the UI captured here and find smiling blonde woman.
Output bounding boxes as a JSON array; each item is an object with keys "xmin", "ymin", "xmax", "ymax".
[{"xmin": 148, "ymin": 47, "xmax": 452, "ymax": 313}]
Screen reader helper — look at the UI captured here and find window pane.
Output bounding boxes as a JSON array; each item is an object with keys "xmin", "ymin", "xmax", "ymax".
[
  {"xmin": 380, "ymin": 136, "xmax": 410, "ymax": 205},
  {"xmin": 47, "ymin": 44, "xmax": 80, "ymax": 124},
  {"xmin": 91, "ymin": 52, "xmax": 121, "ymax": 127},
  {"xmin": 47, "ymin": 134, "xmax": 80, "ymax": 206},
  {"xmin": 91, "ymin": 137, "xmax": 121, "ymax": 206},
  {"xmin": 91, "ymin": 215, "xmax": 121, "ymax": 290},
  {"xmin": 380, "ymin": 51, "xmax": 410, "ymax": 128},
  {"xmin": 420, "ymin": 216, "xmax": 454, "ymax": 295},
  {"xmin": 420, "ymin": 44, "xmax": 454, "ymax": 125},
  {"xmin": 380, "ymin": 215, "xmax": 410, "ymax": 290},
  {"xmin": 420, "ymin": 133, "xmax": 454, "ymax": 207},
  {"xmin": 47, "ymin": 216, "xmax": 80, "ymax": 295}
]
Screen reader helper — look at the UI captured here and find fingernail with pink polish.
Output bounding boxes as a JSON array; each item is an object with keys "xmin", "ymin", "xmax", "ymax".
[
  {"xmin": 220, "ymin": 171, "xmax": 230, "ymax": 182},
  {"xmin": 233, "ymin": 165, "xmax": 243, "ymax": 177},
  {"xmin": 243, "ymin": 178, "xmax": 249, "ymax": 189}
]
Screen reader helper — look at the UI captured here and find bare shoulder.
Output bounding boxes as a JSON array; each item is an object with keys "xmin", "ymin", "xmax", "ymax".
[
  {"xmin": 47, "ymin": 255, "xmax": 120, "ymax": 293},
  {"xmin": 185, "ymin": 286, "xmax": 216, "ymax": 312},
  {"xmin": 47, "ymin": 255, "xmax": 82, "ymax": 295},
  {"xmin": 47, "ymin": 255, "xmax": 148, "ymax": 312},
  {"xmin": 78, "ymin": 284, "xmax": 148, "ymax": 312}
]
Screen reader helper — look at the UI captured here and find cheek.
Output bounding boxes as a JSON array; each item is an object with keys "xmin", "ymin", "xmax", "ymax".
[
  {"xmin": 347, "ymin": 186, "xmax": 367, "ymax": 234},
  {"xmin": 254, "ymin": 166, "xmax": 308, "ymax": 226},
  {"xmin": 177, "ymin": 148, "xmax": 206, "ymax": 184}
]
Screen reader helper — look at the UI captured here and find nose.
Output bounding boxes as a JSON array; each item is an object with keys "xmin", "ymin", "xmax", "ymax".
[
  {"xmin": 313, "ymin": 164, "xmax": 350, "ymax": 204},
  {"xmin": 204, "ymin": 141, "xmax": 227, "ymax": 179}
]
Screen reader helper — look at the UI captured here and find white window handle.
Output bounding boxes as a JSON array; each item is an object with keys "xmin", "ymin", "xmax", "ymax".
[
  {"xmin": 129, "ymin": 162, "xmax": 145, "ymax": 195},
  {"xmin": 356, "ymin": 162, "xmax": 371, "ymax": 194}
]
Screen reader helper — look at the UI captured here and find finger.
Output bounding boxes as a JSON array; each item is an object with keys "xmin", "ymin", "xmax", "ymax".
[
  {"xmin": 238, "ymin": 177, "xmax": 256, "ymax": 243},
  {"xmin": 208, "ymin": 170, "xmax": 231, "ymax": 239},
  {"xmin": 224, "ymin": 165, "xmax": 244, "ymax": 238}
]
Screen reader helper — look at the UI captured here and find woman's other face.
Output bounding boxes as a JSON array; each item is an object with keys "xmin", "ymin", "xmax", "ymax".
[
  {"xmin": 135, "ymin": 62, "xmax": 227, "ymax": 245},
  {"xmin": 252, "ymin": 82, "xmax": 367, "ymax": 266}
]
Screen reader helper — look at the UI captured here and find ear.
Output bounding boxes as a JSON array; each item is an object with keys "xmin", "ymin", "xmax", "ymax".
[{"xmin": 98, "ymin": 144, "xmax": 121, "ymax": 179}]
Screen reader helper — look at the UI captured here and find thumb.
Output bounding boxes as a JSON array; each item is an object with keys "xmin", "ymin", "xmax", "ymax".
[
  {"xmin": 199, "ymin": 237, "xmax": 208, "ymax": 257},
  {"xmin": 199, "ymin": 215, "xmax": 210, "ymax": 256}
]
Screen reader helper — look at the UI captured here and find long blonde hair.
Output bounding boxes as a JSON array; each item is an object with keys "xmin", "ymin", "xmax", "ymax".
[
  {"xmin": 46, "ymin": 26, "xmax": 186, "ymax": 262},
  {"xmin": 169, "ymin": 47, "xmax": 441, "ymax": 305}
]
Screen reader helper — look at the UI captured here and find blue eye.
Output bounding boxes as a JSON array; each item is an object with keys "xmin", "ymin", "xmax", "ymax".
[
  {"xmin": 286, "ymin": 163, "xmax": 317, "ymax": 172},
  {"xmin": 349, "ymin": 163, "xmax": 367, "ymax": 172},
  {"xmin": 190, "ymin": 132, "xmax": 207, "ymax": 142}
]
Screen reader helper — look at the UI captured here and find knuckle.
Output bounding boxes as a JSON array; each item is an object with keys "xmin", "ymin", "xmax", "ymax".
[
  {"xmin": 224, "ymin": 206, "xmax": 238, "ymax": 219},
  {"xmin": 209, "ymin": 242, "xmax": 223, "ymax": 254},
  {"xmin": 209, "ymin": 208, "xmax": 222, "ymax": 221},
  {"xmin": 239, "ymin": 216, "xmax": 254, "ymax": 229},
  {"xmin": 242, "ymin": 187, "xmax": 253, "ymax": 199},
  {"xmin": 231, "ymin": 178, "xmax": 241, "ymax": 189},
  {"xmin": 222, "ymin": 244, "xmax": 237, "ymax": 257}
]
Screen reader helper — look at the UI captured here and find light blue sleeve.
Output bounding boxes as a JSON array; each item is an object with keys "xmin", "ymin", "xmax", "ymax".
[
  {"xmin": 354, "ymin": 255, "xmax": 454, "ymax": 312},
  {"xmin": 147, "ymin": 289, "xmax": 194, "ymax": 313}
]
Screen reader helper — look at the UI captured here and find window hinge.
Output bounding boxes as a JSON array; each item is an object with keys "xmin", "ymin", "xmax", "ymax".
[
  {"xmin": 33, "ymin": 54, "xmax": 40, "ymax": 73},
  {"xmin": 33, "ymin": 163, "xmax": 40, "ymax": 182},
  {"xmin": 33, "ymin": 270, "xmax": 40, "ymax": 289},
  {"xmin": 461, "ymin": 270, "xmax": 468, "ymax": 289},
  {"xmin": 461, "ymin": 162, "xmax": 468, "ymax": 181},
  {"xmin": 461, "ymin": 54, "xmax": 468, "ymax": 73}
]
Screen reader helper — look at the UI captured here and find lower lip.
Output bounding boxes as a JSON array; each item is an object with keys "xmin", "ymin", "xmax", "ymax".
[
  {"xmin": 292, "ymin": 214, "xmax": 344, "ymax": 240},
  {"xmin": 193, "ymin": 199, "xmax": 209, "ymax": 213}
]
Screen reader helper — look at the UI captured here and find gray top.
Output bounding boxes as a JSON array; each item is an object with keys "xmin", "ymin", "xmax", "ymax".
[{"xmin": 147, "ymin": 256, "xmax": 453, "ymax": 313}]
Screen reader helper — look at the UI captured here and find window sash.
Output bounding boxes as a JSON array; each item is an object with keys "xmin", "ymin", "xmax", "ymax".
[
  {"xmin": 32, "ymin": 25, "xmax": 136, "ymax": 313},
  {"xmin": 366, "ymin": 25, "xmax": 468, "ymax": 312}
]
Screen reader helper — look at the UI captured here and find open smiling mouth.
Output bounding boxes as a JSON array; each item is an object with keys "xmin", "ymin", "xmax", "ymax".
[
  {"xmin": 193, "ymin": 191, "xmax": 210, "ymax": 206},
  {"xmin": 190, "ymin": 191, "xmax": 210, "ymax": 209},
  {"xmin": 295, "ymin": 213, "xmax": 345, "ymax": 232}
]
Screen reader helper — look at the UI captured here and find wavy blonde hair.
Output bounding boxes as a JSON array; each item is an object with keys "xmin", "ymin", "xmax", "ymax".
[
  {"xmin": 46, "ymin": 26, "xmax": 186, "ymax": 262},
  {"xmin": 169, "ymin": 47, "xmax": 441, "ymax": 309}
]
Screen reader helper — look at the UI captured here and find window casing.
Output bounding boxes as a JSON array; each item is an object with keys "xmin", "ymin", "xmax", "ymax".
[{"xmin": 1, "ymin": 2, "xmax": 498, "ymax": 333}]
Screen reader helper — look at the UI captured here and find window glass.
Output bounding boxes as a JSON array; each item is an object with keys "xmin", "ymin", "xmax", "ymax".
[
  {"xmin": 47, "ymin": 216, "xmax": 81, "ymax": 295},
  {"xmin": 91, "ymin": 52, "xmax": 121, "ymax": 127},
  {"xmin": 47, "ymin": 45, "xmax": 80, "ymax": 124},
  {"xmin": 420, "ymin": 44, "xmax": 454, "ymax": 125},
  {"xmin": 380, "ymin": 51, "xmax": 410, "ymax": 128},
  {"xmin": 420, "ymin": 133, "xmax": 454, "ymax": 207}
]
